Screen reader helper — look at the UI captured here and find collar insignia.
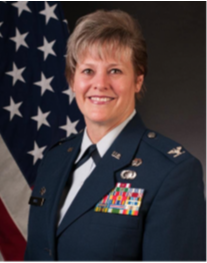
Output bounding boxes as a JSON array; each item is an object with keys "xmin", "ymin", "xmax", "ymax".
[{"xmin": 111, "ymin": 151, "xmax": 121, "ymax": 160}]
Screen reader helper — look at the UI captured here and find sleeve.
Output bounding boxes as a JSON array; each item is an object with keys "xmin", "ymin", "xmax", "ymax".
[{"xmin": 142, "ymin": 157, "xmax": 206, "ymax": 261}]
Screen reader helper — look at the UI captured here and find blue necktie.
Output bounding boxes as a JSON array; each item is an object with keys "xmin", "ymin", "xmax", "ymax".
[
  {"xmin": 73, "ymin": 144, "xmax": 101, "ymax": 170},
  {"xmin": 57, "ymin": 144, "xmax": 101, "ymax": 225}
]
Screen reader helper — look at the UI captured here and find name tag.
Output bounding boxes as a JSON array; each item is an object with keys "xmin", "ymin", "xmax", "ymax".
[{"xmin": 29, "ymin": 196, "xmax": 45, "ymax": 206}]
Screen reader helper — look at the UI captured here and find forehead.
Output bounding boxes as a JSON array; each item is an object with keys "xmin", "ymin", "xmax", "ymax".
[{"xmin": 77, "ymin": 42, "xmax": 132, "ymax": 65}]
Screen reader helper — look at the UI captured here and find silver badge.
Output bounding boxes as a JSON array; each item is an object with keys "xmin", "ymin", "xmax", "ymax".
[
  {"xmin": 111, "ymin": 151, "xmax": 121, "ymax": 160},
  {"xmin": 121, "ymin": 170, "xmax": 137, "ymax": 180},
  {"xmin": 132, "ymin": 158, "xmax": 142, "ymax": 167},
  {"xmin": 168, "ymin": 146, "xmax": 185, "ymax": 158}
]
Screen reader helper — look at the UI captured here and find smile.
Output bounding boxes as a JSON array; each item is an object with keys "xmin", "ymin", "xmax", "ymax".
[{"xmin": 88, "ymin": 96, "xmax": 114, "ymax": 104}]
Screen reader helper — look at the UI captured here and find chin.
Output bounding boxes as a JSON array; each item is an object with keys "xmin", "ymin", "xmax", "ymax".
[{"xmin": 86, "ymin": 114, "xmax": 111, "ymax": 125}]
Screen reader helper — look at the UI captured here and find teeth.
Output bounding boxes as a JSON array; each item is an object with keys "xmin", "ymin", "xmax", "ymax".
[{"xmin": 90, "ymin": 97, "xmax": 112, "ymax": 102}]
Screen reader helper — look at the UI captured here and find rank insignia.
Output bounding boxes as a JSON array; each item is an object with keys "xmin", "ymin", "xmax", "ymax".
[
  {"xmin": 94, "ymin": 183, "xmax": 144, "ymax": 216},
  {"xmin": 168, "ymin": 146, "xmax": 185, "ymax": 158}
]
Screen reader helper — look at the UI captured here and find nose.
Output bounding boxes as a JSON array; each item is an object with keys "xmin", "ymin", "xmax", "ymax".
[{"xmin": 93, "ymin": 71, "xmax": 109, "ymax": 91}]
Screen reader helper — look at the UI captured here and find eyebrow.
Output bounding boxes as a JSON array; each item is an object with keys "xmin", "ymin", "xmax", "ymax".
[{"xmin": 80, "ymin": 63, "xmax": 122, "ymax": 67}]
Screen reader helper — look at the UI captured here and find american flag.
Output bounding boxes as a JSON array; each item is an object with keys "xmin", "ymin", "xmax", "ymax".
[{"xmin": 0, "ymin": 1, "xmax": 84, "ymax": 260}]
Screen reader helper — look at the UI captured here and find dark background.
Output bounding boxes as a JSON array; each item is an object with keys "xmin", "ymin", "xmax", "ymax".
[{"xmin": 61, "ymin": 2, "xmax": 206, "ymax": 175}]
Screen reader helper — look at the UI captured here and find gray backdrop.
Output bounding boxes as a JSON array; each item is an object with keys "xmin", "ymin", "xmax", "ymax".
[{"xmin": 61, "ymin": 2, "xmax": 206, "ymax": 175}]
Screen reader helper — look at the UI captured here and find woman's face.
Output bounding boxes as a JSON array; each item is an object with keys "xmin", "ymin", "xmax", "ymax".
[{"xmin": 72, "ymin": 48, "xmax": 144, "ymax": 129}]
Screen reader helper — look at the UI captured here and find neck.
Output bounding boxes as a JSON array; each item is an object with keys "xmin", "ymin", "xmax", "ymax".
[{"xmin": 85, "ymin": 111, "xmax": 135, "ymax": 144}]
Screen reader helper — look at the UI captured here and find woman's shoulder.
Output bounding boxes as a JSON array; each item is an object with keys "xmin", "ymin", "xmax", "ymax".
[
  {"xmin": 37, "ymin": 131, "xmax": 83, "ymax": 168},
  {"xmin": 141, "ymin": 129, "xmax": 201, "ymax": 167},
  {"xmin": 48, "ymin": 134, "xmax": 81, "ymax": 151},
  {"xmin": 49, "ymin": 131, "xmax": 83, "ymax": 152},
  {"xmin": 139, "ymin": 129, "xmax": 203, "ymax": 189}
]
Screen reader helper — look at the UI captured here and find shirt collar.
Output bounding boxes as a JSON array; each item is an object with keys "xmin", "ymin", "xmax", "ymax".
[{"xmin": 76, "ymin": 109, "xmax": 136, "ymax": 162}]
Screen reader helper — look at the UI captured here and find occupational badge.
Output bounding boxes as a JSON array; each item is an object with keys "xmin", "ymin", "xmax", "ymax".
[
  {"xmin": 121, "ymin": 170, "xmax": 137, "ymax": 180},
  {"xmin": 131, "ymin": 158, "xmax": 142, "ymax": 167}
]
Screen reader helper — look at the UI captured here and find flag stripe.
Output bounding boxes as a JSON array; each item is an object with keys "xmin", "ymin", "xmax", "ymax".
[
  {"xmin": 0, "ymin": 198, "xmax": 26, "ymax": 261},
  {"xmin": 0, "ymin": 251, "xmax": 4, "ymax": 262},
  {"xmin": 0, "ymin": 135, "xmax": 31, "ymax": 240}
]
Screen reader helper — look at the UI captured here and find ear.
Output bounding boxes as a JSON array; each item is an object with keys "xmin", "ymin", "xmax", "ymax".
[{"xmin": 135, "ymin": 74, "xmax": 144, "ymax": 93}]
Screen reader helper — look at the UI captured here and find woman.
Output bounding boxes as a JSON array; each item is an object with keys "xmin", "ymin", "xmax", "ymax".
[{"xmin": 25, "ymin": 10, "xmax": 205, "ymax": 261}]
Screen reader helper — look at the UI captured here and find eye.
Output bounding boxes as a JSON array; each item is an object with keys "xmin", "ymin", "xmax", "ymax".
[
  {"xmin": 110, "ymin": 68, "xmax": 122, "ymax": 74},
  {"xmin": 82, "ymin": 68, "xmax": 93, "ymax": 75}
]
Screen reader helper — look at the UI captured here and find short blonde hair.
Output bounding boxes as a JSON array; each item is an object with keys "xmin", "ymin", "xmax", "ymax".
[{"xmin": 65, "ymin": 9, "xmax": 148, "ymax": 100}]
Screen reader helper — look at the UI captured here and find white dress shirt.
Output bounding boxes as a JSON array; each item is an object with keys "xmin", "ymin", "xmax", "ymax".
[{"xmin": 58, "ymin": 110, "xmax": 136, "ymax": 225}]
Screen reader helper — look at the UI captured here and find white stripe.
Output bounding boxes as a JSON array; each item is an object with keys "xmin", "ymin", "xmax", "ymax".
[
  {"xmin": 0, "ymin": 251, "xmax": 4, "ymax": 261},
  {"xmin": 0, "ymin": 135, "xmax": 31, "ymax": 240}
]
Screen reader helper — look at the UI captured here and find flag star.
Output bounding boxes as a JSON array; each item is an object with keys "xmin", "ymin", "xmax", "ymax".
[
  {"xmin": 31, "ymin": 107, "xmax": 51, "ymax": 130},
  {"xmin": 3, "ymin": 97, "xmax": 23, "ymax": 121},
  {"xmin": 60, "ymin": 117, "xmax": 79, "ymax": 137},
  {"xmin": 0, "ymin": 22, "xmax": 3, "ymax": 38},
  {"xmin": 5, "ymin": 63, "xmax": 26, "ymax": 86},
  {"xmin": 39, "ymin": 2, "xmax": 58, "ymax": 25},
  {"xmin": 38, "ymin": 37, "xmax": 56, "ymax": 61},
  {"xmin": 34, "ymin": 72, "xmax": 54, "ymax": 96},
  {"xmin": 10, "ymin": 28, "xmax": 29, "ymax": 51},
  {"xmin": 12, "ymin": 1, "xmax": 31, "ymax": 17},
  {"xmin": 28, "ymin": 142, "xmax": 47, "ymax": 165},
  {"xmin": 62, "ymin": 86, "xmax": 75, "ymax": 104}
]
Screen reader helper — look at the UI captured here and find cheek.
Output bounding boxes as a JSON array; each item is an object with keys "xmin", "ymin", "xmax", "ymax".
[
  {"xmin": 73, "ymin": 81, "xmax": 88, "ymax": 97},
  {"xmin": 115, "ymin": 85, "xmax": 136, "ymax": 101}
]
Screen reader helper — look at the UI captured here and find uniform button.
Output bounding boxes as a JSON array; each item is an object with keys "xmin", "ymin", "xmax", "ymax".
[{"xmin": 148, "ymin": 131, "xmax": 156, "ymax": 138}]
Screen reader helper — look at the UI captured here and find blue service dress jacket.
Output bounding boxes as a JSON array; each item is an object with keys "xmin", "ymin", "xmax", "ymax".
[{"xmin": 25, "ymin": 113, "xmax": 206, "ymax": 261}]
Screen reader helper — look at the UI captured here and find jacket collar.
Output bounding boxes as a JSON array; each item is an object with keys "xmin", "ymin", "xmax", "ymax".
[{"xmin": 76, "ymin": 109, "xmax": 136, "ymax": 161}]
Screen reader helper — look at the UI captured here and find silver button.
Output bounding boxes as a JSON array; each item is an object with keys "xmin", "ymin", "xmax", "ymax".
[{"xmin": 148, "ymin": 132, "xmax": 156, "ymax": 138}]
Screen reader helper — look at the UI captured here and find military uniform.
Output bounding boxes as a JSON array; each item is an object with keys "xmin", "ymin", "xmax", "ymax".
[{"xmin": 25, "ymin": 113, "xmax": 206, "ymax": 261}]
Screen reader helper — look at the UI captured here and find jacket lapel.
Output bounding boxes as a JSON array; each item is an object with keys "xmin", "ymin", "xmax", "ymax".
[
  {"xmin": 57, "ymin": 113, "xmax": 146, "ymax": 237},
  {"xmin": 47, "ymin": 133, "xmax": 83, "ymax": 255}
]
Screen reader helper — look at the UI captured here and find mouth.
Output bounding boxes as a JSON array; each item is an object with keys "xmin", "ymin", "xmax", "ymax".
[{"xmin": 88, "ymin": 96, "xmax": 115, "ymax": 105}]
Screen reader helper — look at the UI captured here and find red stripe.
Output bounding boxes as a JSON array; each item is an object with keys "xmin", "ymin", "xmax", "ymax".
[{"xmin": 0, "ymin": 198, "xmax": 26, "ymax": 261}]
